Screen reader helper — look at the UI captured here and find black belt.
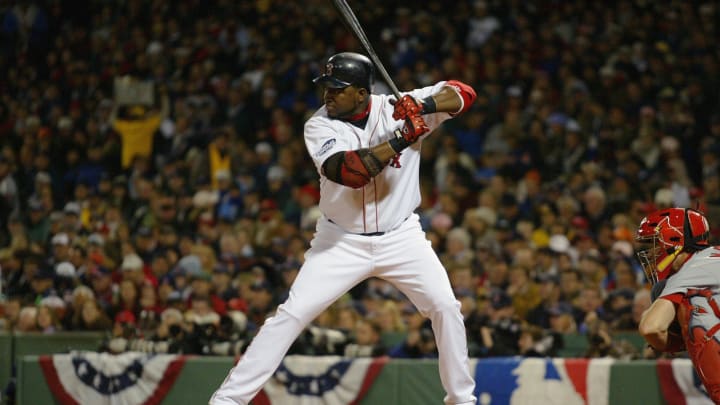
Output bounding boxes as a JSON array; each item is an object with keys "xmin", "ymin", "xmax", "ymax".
[
  {"xmin": 358, "ymin": 231, "xmax": 385, "ymax": 236},
  {"xmin": 328, "ymin": 219, "xmax": 386, "ymax": 236},
  {"xmin": 328, "ymin": 217, "xmax": 409, "ymax": 236}
]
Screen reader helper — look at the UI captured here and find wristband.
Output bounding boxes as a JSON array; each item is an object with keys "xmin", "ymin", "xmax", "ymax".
[
  {"xmin": 388, "ymin": 137, "xmax": 410, "ymax": 153},
  {"xmin": 421, "ymin": 96, "xmax": 437, "ymax": 114}
]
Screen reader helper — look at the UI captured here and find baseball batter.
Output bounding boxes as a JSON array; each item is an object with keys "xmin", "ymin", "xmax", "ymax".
[
  {"xmin": 637, "ymin": 208, "xmax": 720, "ymax": 403},
  {"xmin": 210, "ymin": 52, "xmax": 478, "ymax": 405}
]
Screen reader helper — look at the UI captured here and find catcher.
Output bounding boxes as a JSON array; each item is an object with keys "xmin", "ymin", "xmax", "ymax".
[{"xmin": 637, "ymin": 207, "xmax": 720, "ymax": 403}]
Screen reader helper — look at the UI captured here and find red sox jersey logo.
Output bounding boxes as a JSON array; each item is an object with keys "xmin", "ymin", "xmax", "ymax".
[{"xmin": 390, "ymin": 152, "xmax": 402, "ymax": 168}]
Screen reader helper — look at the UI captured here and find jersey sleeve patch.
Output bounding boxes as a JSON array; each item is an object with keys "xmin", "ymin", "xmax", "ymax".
[{"xmin": 314, "ymin": 138, "xmax": 336, "ymax": 158}]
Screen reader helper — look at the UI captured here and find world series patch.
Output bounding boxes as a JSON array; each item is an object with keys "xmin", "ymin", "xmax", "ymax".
[{"xmin": 314, "ymin": 138, "xmax": 336, "ymax": 158}]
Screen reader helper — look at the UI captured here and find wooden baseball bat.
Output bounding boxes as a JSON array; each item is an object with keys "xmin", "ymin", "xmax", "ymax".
[
  {"xmin": 331, "ymin": 0, "xmax": 404, "ymax": 139},
  {"xmin": 331, "ymin": 0, "xmax": 402, "ymax": 100}
]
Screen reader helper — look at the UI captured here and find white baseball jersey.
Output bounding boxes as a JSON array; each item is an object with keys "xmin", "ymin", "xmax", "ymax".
[{"xmin": 304, "ymin": 81, "xmax": 452, "ymax": 234}]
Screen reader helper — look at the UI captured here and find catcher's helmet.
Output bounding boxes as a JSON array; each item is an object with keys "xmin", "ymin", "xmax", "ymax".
[
  {"xmin": 313, "ymin": 52, "xmax": 374, "ymax": 91},
  {"xmin": 636, "ymin": 207, "xmax": 710, "ymax": 284}
]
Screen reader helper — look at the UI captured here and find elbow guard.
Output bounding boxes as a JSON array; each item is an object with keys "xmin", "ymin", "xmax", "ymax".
[
  {"xmin": 446, "ymin": 79, "xmax": 477, "ymax": 116},
  {"xmin": 341, "ymin": 151, "xmax": 372, "ymax": 188},
  {"xmin": 322, "ymin": 150, "xmax": 373, "ymax": 189}
]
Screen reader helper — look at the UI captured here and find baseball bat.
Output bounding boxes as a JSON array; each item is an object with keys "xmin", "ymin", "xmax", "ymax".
[
  {"xmin": 331, "ymin": 0, "xmax": 402, "ymax": 100},
  {"xmin": 331, "ymin": 0, "xmax": 405, "ymax": 139}
]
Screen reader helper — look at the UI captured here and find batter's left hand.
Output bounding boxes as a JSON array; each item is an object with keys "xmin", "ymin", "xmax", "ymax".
[
  {"xmin": 401, "ymin": 114, "xmax": 429, "ymax": 144},
  {"xmin": 391, "ymin": 95, "xmax": 422, "ymax": 120}
]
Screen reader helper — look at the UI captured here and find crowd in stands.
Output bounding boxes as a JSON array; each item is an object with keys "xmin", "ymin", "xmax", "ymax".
[{"xmin": 1, "ymin": 0, "xmax": 720, "ymax": 379}]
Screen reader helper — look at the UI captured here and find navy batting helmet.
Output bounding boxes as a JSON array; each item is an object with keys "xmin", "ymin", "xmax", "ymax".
[{"xmin": 313, "ymin": 52, "xmax": 374, "ymax": 91}]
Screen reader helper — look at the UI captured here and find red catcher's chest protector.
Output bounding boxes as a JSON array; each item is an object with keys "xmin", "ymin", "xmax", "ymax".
[{"xmin": 677, "ymin": 288, "xmax": 720, "ymax": 403}]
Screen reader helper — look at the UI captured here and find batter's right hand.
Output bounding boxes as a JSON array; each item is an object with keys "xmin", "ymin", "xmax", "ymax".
[
  {"xmin": 391, "ymin": 95, "xmax": 422, "ymax": 120},
  {"xmin": 401, "ymin": 114, "xmax": 429, "ymax": 144}
]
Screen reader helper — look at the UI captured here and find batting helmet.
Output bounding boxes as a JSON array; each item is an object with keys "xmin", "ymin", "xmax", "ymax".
[{"xmin": 313, "ymin": 52, "xmax": 374, "ymax": 91}]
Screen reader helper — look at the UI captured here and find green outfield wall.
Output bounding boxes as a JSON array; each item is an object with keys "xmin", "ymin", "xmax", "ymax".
[{"xmin": 2, "ymin": 331, "xmax": 664, "ymax": 405}]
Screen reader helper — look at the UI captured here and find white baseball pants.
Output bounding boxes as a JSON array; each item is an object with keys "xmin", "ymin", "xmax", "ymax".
[{"xmin": 209, "ymin": 214, "xmax": 476, "ymax": 405}]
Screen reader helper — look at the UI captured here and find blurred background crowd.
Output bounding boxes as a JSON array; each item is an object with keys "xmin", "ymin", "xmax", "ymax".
[{"xmin": 1, "ymin": 0, "xmax": 720, "ymax": 379}]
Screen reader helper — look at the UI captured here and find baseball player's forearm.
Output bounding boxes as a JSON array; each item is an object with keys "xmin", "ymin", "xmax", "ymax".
[
  {"xmin": 428, "ymin": 80, "xmax": 477, "ymax": 116},
  {"xmin": 428, "ymin": 86, "xmax": 463, "ymax": 114},
  {"xmin": 639, "ymin": 298, "xmax": 679, "ymax": 351}
]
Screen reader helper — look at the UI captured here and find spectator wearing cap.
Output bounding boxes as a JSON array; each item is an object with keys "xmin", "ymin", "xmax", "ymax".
[
  {"xmin": 547, "ymin": 301, "xmax": 577, "ymax": 334},
  {"xmin": 74, "ymin": 141, "xmax": 108, "ymax": 193},
  {"xmin": 110, "ymin": 175, "xmax": 132, "ymax": 215},
  {"xmin": 602, "ymin": 287, "xmax": 636, "ymax": 331},
  {"xmin": 148, "ymin": 191, "xmax": 179, "ymax": 230},
  {"xmin": 388, "ymin": 317, "xmax": 438, "ymax": 359},
  {"xmin": 49, "ymin": 232, "xmax": 72, "ymax": 266},
  {"xmin": 2, "ymin": 250, "xmax": 30, "ymax": 299},
  {"xmin": 558, "ymin": 269, "xmax": 583, "ymax": 305},
  {"xmin": 293, "ymin": 183, "xmax": 320, "ymax": 229},
  {"xmin": 464, "ymin": 206, "xmax": 498, "ymax": 247},
  {"xmin": 211, "ymin": 264, "xmax": 237, "ymax": 302},
  {"xmin": 481, "ymin": 288, "xmax": 522, "ymax": 356},
  {"xmin": 54, "ymin": 261, "xmax": 79, "ymax": 298},
  {"xmin": 0, "ymin": 154, "xmax": 20, "ymax": 239},
  {"xmin": 62, "ymin": 201, "xmax": 83, "ymax": 233},
  {"xmin": 87, "ymin": 232, "xmax": 114, "ymax": 269},
  {"xmin": 149, "ymin": 252, "xmax": 171, "ymax": 283},
  {"xmin": 525, "ymin": 272, "xmax": 563, "ymax": 330},
  {"xmin": 245, "ymin": 280, "xmax": 276, "ymax": 331},
  {"xmin": 559, "ymin": 119, "xmax": 587, "ymax": 176},
  {"xmin": 186, "ymin": 265, "xmax": 227, "ymax": 317},
  {"xmin": 216, "ymin": 175, "xmax": 243, "ymax": 225},
  {"xmin": 121, "ymin": 252, "xmax": 152, "ymax": 288},
  {"xmin": 254, "ymin": 198, "xmax": 283, "ymax": 249},
  {"xmin": 83, "ymin": 264, "xmax": 112, "ymax": 306},
  {"xmin": 195, "ymin": 210, "xmax": 220, "ymax": 245},
  {"xmin": 265, "ymin": 165, "xmax": 290, "ymax": 204},
  {"xmin": 251, "ymin": 142, "xmax": 274, "ymax": 195},
  {"xmin": 171, "ymin": 254, "xmax": 202, "ymax": 294},
  {"xmin": 30, "ymin": 265, "xmax": 58, "ymax": 303},
  {"xmin": 274, "ymin": 259, "xmax": 301, "ymax": 304},
  {"xmin": 134, "ymin": 226, "xmax": 160, "ymax": 263},
  {"xmin": 157, "ymin": 224, "xmax": 180, "ymax": 251},
  {"xmin": 25, "ymin": 198, "xmax": 51, "ymax": 245},
  {"xmin": 478, "ymin": 254, "xmax": 510, "ymax": 292}
]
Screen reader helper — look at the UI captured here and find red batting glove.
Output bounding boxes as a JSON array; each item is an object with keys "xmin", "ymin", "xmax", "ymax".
[
  {"xmin": 392, "ymin": 95, "xmax": 423, "ymax": 120},
  {"xmin": 401, "ymin": 114, "xmax": 429, "ymax": 144}
]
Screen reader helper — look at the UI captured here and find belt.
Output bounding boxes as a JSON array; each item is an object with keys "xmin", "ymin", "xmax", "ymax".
[
  {"xmin": 328, "ymin": 216, "xmax": 408, "ymax": 237},
  {"xmin": 358, "ymin": 231, "xmax": 385, "ymax": 236}
]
